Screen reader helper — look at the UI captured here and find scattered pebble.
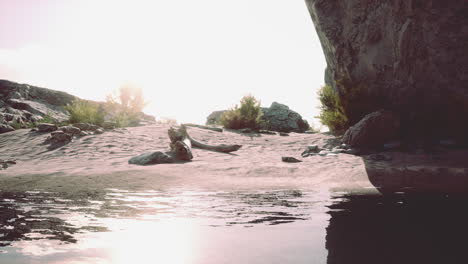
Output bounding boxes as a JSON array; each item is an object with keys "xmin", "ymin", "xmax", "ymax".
[{"xmin": 282, "ymin": 156, "xmax": 302, "ymax": 163}]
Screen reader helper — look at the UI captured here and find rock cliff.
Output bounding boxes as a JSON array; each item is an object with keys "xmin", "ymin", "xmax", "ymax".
[
  {"xmin": 0, "ymin": 79, "xmax": 78, "ymax": 125},
  {"xmin": 305, "ymin": 0, "xmax": 468, "ymax": 141}
]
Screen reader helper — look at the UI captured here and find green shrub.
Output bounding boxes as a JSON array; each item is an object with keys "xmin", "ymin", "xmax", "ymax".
[
  {"xmin": 38, "ymin": 112, "xmax": 56, "ymax": 124},
  {"xmin": 65, "ymin": 100, "xmax": 104, "ymax": 126},
  {"xmin": 10, "ymin": 119, "xmax": 23, "ymax": 129},
  {"xmin": 318, "ymin": 78, "xmax": 380, "ymax": 134},
  {"xmin": 220, "ymin": 95, "xmax": 264, "ymax": 130},
  {"xmin": 317, "ymin": 84, "xmax": 349, "ymax": 134}
]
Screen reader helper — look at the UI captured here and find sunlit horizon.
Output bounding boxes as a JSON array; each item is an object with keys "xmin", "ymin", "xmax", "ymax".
[{"xmin": 0, "ymin": 0, "xmax": 326, "ymax": 125}]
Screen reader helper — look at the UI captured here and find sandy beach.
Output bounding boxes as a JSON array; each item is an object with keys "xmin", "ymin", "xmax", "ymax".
[{"xmin": 0, "ymin": 125, "xmax": 374, "ymax": 195}]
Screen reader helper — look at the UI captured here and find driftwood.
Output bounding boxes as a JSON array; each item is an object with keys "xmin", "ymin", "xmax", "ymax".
[
  {"xmin": 182, "ymin": 123, "xmax": 223, "ymax": 133},
  {"xmin": 181, "ymin": 125, "xmax": 242, "ymax": 153},
  {"xmin": 129, "ymin": 125, "xmax": 241, "ymax": 165}
]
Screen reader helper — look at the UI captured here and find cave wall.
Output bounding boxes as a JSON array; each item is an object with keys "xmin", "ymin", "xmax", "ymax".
[{"xmin": 305, "ymin": 0, "xmax": 468, "ymax": 139}]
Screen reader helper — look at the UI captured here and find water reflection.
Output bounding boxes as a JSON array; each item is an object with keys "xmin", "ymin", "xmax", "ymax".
[
  {"xmin": 0, "ymin": 189, "xmax": 329, "ymax": 264},
  {"xmin": 326, "ymin": 194, "xmax": 468, "ymax": 264}
]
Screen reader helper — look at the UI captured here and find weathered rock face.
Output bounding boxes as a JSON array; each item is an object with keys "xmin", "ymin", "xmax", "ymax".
[
  {"xmin": 0, "ymin": 79, "xmax": 77, "ymax": 122},
  {"xmin": 305, "ymin": 0, "xmax": 468, "ymax": 140}
]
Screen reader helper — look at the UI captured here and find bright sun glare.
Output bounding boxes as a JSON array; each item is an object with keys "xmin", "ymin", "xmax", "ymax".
[{"xmin": 0, "ymin": 0, "xmax": 326, "ymax": 125}]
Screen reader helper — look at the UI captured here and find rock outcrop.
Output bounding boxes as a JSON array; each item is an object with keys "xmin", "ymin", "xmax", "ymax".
[
  {"xmin": 305, "ymin": 0, "xmax": 468, "ymax": 141},
  {"xmin": 206, "ymin": 110, "xmax": 226, "ymax": 125},
  {"xmin": 0, "ymin": 79, "xmax": 77, "ymax": 123},
  {"xmin": 206, "ymin": 102, "xmax": 309, "ymax": 133},
  {"xmin": 0, "ymin": 80, "xmax": 156, "ymax": 131}
]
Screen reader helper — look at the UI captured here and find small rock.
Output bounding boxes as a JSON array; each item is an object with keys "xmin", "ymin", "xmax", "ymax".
[
  {"xmin": 318, "ymin": 150, "xmax": 331, "ymax": 156},
  {"xmin": 344, "ymin": 148, "xmax": 361, "ymax": 155},
  {"xmin": 46, "ymin": 131, "xmax": 72, "ymax": 150},
  {"xmin": 279, "ymin": 132, "xmax": 289, "ymax": 136},
  {"xmin": 30, "ymin": 128, "xmax": 38, "ymax": 132},
  {"xmin": 238, "ymin": 128, "xmax": 254, "ymax": 134},
  {"xmin": 37, "ymin": 123, "xmax": 58, "ymax": 132},
  {"xmin": 340, "ymin": 144, "xmax": 350, "ymax": 149},
  {"xmin": 258, "ymin": 130, "xmax": 276, "ymax": 135},
  {"xmin": 0, "ymin": 159, "xmax": 16, "ymax": 170},
  {"xmin": 307, "ymin": 145, "xmax": 320, "ymax": 153},
  {"xmin": 94, "ymin": 128, "xmax": 104, "ymax": 134},
  {"xmin": 326, "ymin": 153, "xmax": 338, "ymax": 157},
  {"xmin": 301, "ymin": 145, "xmax": 321, "ymax": 157},
  {"xmin": 79, "ymin": 131, "xmax": 89, "ymax": 137},
  {"xmin": 59, "ymin": 126, "xmax": 81, "ymax": 135},
  {"xmin": 330, "ymin": 148, "xmax": 346, "ymax": 154},
  {"xmin": 282, "ymin": 156, "xmax": 302, "ymax": 163},
  {"xmin": 0, "ymin": 124, "xmax": 15, "ymax": 134},
  {"xmin": 50, "ymin": 131, "xmax": 72, "ymax": 141}
]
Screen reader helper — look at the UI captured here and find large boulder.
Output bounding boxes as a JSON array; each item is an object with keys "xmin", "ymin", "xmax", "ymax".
[
  {"xmin": 342, "ymin": 110, "xmax": 400, "ymax": 147},
  {"xmin": 262, "ymin": 102, "xmax": 310, "ymax": 133},
  {"xmin": 305, "ymin": 0, "xmax": 468, "ymax": 140}
]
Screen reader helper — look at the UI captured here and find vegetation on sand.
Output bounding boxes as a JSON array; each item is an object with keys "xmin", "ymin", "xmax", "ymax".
[{"xmin": 220, "ymin": 95, "xmax": 264, "ymax": 130}]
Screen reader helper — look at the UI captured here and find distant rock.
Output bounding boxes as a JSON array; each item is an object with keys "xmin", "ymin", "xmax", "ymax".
[
  {"xmin": 342, "ymin": 110, "xmax": 400, "ymax": 148},
  {"xmin": 0, "ymin": 124, "xmax": 15, "ymax": 134},
  {"xmin": 261, "ymin": 102, "xmax": 310, "ymax": 133},
  {"xmin": 206, "ymin": 110, "xmax": 226, "ymax": 125},
  {"xmin": 206, "ymin": 102, "xmax": 309, "ymax": 133},
  {"xmin": 37, "ymin": 123, "xmax": 58, "ymax": 132}
]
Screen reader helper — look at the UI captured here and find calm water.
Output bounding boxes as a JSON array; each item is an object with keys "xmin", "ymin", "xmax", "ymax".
[{"xmin": 1, "ymin": 189, "xmax": 467, "ymax": 264}]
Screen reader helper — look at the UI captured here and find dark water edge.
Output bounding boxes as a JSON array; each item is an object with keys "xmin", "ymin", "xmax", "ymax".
[{"xmin": 1, "ymin": 189, "xmax": 468, "ymax": 263}]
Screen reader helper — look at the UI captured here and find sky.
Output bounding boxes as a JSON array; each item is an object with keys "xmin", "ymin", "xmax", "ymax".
[{"xmin": 0, "ymin": 0, "xmax": 326, "ymax": 125}]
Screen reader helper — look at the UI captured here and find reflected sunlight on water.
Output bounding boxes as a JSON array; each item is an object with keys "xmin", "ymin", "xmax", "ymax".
[
  {"xmin": 0, "ymin": 189, "xmax": 330, "ymax": 264},
  {"xmin": 4, "ymin": 189, "xmax": 468, "ymax": 264}
]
